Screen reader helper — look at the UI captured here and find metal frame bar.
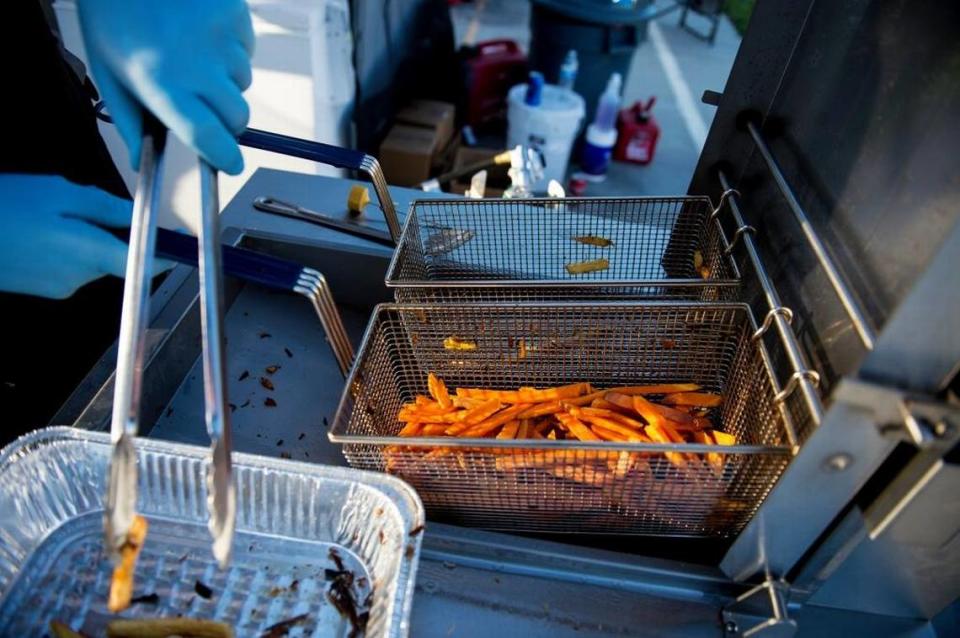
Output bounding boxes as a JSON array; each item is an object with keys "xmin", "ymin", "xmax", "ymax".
[{"xmin": 745, "ymin": 122, "xmax": 877, "ymax": 351}]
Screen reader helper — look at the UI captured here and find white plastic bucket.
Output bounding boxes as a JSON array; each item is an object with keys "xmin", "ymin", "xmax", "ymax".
[{"xmin": 507, "ymin": 84, "xmax": 585, "ymax": 189}]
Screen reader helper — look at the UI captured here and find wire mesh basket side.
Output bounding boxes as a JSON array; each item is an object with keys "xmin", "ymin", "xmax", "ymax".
[
  {"xmin": 386, "ymin": 197, "xmax": 740, "ymax": 302},
  {"xmin": 341, "ymin": 444, "xmax": 790, "ymax": 535},
  {"xmin": 390, "ymin": 282, "xmax": 741, "ymax": 303}
]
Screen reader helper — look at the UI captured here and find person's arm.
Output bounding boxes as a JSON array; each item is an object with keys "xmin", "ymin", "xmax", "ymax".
[{"xmin": 76, "ymin": 0, "xmax": 255, "ymax": 175}]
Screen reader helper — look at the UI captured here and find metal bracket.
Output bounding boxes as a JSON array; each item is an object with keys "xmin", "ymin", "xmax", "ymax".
[
  {"xmin": 896, "ymin": 398, "xmax": 960, "ymax": 448},
  {"xmin": 774, "ymin": 370, "xmax": 821, "ymax": 404},
  {"xmin": 864, "ymin": 397, "xmax": 960, "ymax": 540},
  {"xmin": 724, "ymin": 224, "xmax": 757, "ymax": 256},
  {"xmin": 753, "ymin": 307, "xmax": 794, "ymax": 342},
  {"xmin": 712, "ymin": 188, "xmax": 742, "ymax": 219},
  {"xmin": 722, "ymin": 578, "xmax": 797, "ymax": 637}
]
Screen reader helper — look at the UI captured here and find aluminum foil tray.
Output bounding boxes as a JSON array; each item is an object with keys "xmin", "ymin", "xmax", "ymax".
[{"xmin": 0, "ymin": 428, "xmax": 424, "ymax": 637}]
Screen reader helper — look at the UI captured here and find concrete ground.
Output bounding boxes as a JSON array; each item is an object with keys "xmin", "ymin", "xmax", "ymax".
[{"xmin": 450, "ymin": 0, "xmax": 742, "ymax": 196}]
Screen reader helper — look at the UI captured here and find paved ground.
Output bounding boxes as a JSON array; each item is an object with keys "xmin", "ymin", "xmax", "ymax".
[{"xmin": 450, "ymin": 0, "xmax": 742, "ymax": 196}]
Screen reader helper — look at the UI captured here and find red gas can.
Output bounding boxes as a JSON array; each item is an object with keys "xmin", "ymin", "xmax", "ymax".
[
  {"xmin": 461, "ymin": 39, "xmax": 528, "ymax": 128},
  {"xmin": 613, "ymin": 98, "xmax": 660, "ymax": 165}
]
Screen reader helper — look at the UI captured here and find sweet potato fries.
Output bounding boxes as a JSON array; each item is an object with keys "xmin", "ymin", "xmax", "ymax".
[{"xmin": 390, "ymin": 374, "xmax": 737, "ymax": 483}]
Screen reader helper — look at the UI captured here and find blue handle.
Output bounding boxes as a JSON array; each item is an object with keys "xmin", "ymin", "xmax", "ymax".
[
  {"xmin": 238, "ymin": 128, "xmax": 367, "ymax": 171},
  {"xmin": 156, "ymin": 228, "xmax": 304, "ymax": 291}
]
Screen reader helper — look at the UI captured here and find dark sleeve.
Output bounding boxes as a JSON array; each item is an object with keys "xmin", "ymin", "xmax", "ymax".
[
  {"xmin": 0, "ymin": 0, "xmax": 129, "ymax": 199},
  {"xmin": 0, "ymin": 1, "xmax": 130, "ymax": 439}
]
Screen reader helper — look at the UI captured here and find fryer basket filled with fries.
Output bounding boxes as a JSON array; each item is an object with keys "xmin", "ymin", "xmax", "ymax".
[
  {"xmin": 385, "ymin": 197, "xmax": 740, "ymax": 303},
  {"xmin": 331, "ymin": 302, "xmax": 802, "ymax": 537}
]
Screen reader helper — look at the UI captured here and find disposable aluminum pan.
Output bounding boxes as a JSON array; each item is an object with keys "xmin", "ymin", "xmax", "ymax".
[{"xmin": 0, "ymin": 428, "xmax": 424, "ymax": 637}]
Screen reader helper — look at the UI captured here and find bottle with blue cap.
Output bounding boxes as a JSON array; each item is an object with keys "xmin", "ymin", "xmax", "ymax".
[{"xmin": 525, "ymin": 71, "xmax": 545, "ymax": 106}]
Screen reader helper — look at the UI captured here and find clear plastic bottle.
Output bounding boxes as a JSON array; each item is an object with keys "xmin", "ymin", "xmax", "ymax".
[
  {"xmin": 558, "ymin": 50, "xmax": 578, "ymax": 90},
  {"xmin": 593, "ymin": 72, "xmax": 622, "ymax": 131},
  {"xmin": 580, "ymin": 72, "xmax": 623, "ymax": 178}
]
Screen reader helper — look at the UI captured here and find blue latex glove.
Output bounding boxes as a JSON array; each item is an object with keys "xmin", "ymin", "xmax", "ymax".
[
  {"xmin": 0, "ymin": 174, "xmax": 162, "ymax": 299},
  {"xmin": 77, "ymin": 0, "xmax": 254, "ymax": 175}
]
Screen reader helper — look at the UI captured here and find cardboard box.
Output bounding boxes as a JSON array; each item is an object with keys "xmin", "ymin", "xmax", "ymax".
[
  {"xmin": 451, "ymin": 145, "xmax": 510, "ymax": 193},
  {"xmin": 379, "ymin": 124, "xmax": 440, "ymax": 186},
  {"xmin": 396, "ymin": 100, "xmax": 455, "ymax": 153},
  {"xmin": 432, "ymin": 132, "xmax": 461, "ymax": 175}
]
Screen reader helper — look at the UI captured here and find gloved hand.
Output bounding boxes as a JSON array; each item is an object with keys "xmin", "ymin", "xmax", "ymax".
[
  {"xmin": 0, "ymin": 174, "xmax": 164, "ymax": 299},
  {"xmin": 77, "ymin": 0, "xmax": 255, "ymax": 175}
]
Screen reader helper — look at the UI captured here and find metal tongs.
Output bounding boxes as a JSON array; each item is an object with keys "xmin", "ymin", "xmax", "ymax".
[
  {"xmin": 104, "ymin": 117, "xmax": 166, "ymax": 564},
  {"xmin": 198, "ymin": 161, "xmax": 236, "ymax": 567},
  {"xmin": 105, "ymin": 116, "xmax": 236, "ymax": 567}
]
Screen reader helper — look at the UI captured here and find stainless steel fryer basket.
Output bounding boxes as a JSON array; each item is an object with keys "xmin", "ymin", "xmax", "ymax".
[
  {"xmin": 330, "ymin": 302, "xmax": 800, "ymax": 537},
  {"xmin": 385, "ymin": 197, "xmax": 740, "ymax": 302}
]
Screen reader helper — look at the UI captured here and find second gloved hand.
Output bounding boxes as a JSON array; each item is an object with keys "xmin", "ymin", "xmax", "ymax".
[
  {"xmin": 77, "ymin": 0, "xmax": 254, "ymax": 175},
  {"xmin": 0, "ymin": 174, "xmax": 168, "ymax": 299}
]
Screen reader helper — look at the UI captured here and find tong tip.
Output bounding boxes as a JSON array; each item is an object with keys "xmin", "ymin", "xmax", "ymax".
[
  {"xmin": 206, "ymin": 441, "xmax": 236, "ymax": 568},
  {"xmin": 104, "ymin": 434, "xmax": 139, "ymax": 562}
]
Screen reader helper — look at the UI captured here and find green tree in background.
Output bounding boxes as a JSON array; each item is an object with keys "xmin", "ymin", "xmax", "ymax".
[{"xmin": 725, "ymin": 0, "xmax": 756, "ymax": 35}]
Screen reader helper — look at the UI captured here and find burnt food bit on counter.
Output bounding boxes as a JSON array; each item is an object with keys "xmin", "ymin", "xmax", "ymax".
[
  {"xmin": 239, "ymin": 370, "xmax": 250, "ymax": 381},
  {"xmin": 264, "ymin": 397, "xmax": 278, "ymax": 407},
  {"xmin": 241, "ymin": 399, "xmax": 251, "ymax": 408},
  {"xmin": 265, "ymin": 365, "xmax": 281, "ymax": 375},
  {"xmin": 259, "ymin": 613, "xmax": 309, "ymax": 638},
  {"xmin": 194, "ymin": 580, "xmax": 213, "ymax": 599},
  {"xmin": 276, "ymin": 439, "xmax": 284, "ymax": 447},
  {"xmin": 284, "ymin": 347, "xmax": 294, "ymax": 358},
  {"xmin": 129, "ymin": 592, "xmax": 160, "ymax": 605},
  {"xmin": 260, "ymin": 377, "xmax": 275, "ymax": 391},
  {"xmin": 259, "ymin": 332, "xmax": 272, "ymax": 339},
  {"xmin": 298, "ymin": 432, "xmax": 306, "ymax": 440},
  {"xmin": 279, "ymin": 452, "xmax": 292, "ymax": 459}
]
